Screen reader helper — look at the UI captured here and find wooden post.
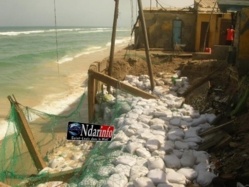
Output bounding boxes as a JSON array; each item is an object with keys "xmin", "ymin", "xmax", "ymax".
[
  {"xmin": 108, "ymin": 0, "xmax": 119, "ymax": 77},
  {"xmin": 7, "ymin": 96, "xmax": 46, "ymax": 171},
  {"xmin": 137, "ymin": 0, "xmax": 155, "ymax": 91},
  {"xmin": 88, "ymin": 70, "xmax": 96, "ymax": 122}
]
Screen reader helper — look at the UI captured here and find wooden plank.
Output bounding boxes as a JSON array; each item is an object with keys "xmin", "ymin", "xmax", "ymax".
[
  {"xmin": 17, "ymin": 168, "xmax": 81, "ymax": 187},
  {"xmin": 7, "ymin": 96, "xmax": 46, "ymax": 172},
  {"xmin": 199, "ymin": 120, "xmax": 234, "ymax": 136},
  {"xmin": 198, "ymin": 130, "xmax": 229, "ymax": 151},
  {"xmin": 88, "ymin": 69, "xmax": 157, "ymax": 100}
]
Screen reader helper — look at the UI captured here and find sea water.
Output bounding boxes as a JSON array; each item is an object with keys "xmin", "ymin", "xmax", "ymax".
[{"xmin": 0, "ymin": 26, "xmax": 132, "ymax": 139}]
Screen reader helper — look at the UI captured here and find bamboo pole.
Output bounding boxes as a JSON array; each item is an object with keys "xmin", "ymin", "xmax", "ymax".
[
  {"xmin": 137, "ymin": 0, "xmax": 155, "ymax": 91},
  {"xmin": 7, "ymin": 96, "xmax": 46, "ymax": 172}
]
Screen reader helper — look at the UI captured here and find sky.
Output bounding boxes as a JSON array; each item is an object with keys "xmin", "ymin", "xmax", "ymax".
[{"xmin": 0, "ymin": 0, "xmax": 194, "ymax": 27}]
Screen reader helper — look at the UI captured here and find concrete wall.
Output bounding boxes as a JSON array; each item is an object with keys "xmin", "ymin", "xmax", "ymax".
[{"xmin": 135, "ymin": 10, "xmax": 196, "ymax": 51}]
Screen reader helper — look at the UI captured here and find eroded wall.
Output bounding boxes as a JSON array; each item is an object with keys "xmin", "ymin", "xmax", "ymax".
[{"xmin": 135, "ymin": 10, "xmax": 196, "ymax": 51}]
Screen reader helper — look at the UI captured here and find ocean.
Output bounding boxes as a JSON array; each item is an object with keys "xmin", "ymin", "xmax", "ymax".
[{"xmin": 0, "ymin": 26, "xmax": 132, "ymax": 139}]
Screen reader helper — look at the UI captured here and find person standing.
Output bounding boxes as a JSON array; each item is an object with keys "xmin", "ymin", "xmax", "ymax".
[{"xmin": 226, "ymin": 25, "xmax": 235, "ymax": 45}]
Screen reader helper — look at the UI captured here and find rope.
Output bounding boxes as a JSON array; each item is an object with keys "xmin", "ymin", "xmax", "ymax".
[{"xmin": 53, "ymin": 0, "xmax": 60, "ymax": 74}]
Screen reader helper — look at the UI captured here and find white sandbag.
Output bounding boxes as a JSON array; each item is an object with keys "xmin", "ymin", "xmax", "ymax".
[
  {"xmin": 150, "ymin": 123, "xmax": 165, "ymax": 131},
  {"xmin": 114, "ymin": 155, "xmax": 137, "ymax": 167},
  {"xmin": 181, "ymin": 114, "xmax": 193, "ymax": 122},
  {"xmin": 98, "ymin": 165, "xmax": 115, "ymax": 177},
  {"xmin": 180, "ymin": 150, "xmax": 196, "ymax": 168},
  {"xmin": 136, "ymin": 147, "xmax": 151, "ymax": 159},
  {"xmin": 130, "ymin": 136, "xmax": 146, "ymax": 145},
  {"xmin": 131, "ymin": 108, "xmax": 144, "ymax": 115},
  {"xmin": 205, "ymin": 113, "xmax": 216, "ymax": 124},
  {"xmin": 113, "ymin": 117, "xmax": 124, "ymax": 128},
  {"xmin": 137, "ymin": 114, "xmax": 153, "ymax": 124},
  {"xmin": 126, "ymin": 112, "xmax": 139, "ymax": 119},
  {"xmin": 113, "ymin": 131, "xmax": 129, "ymax": 143},
  {"xmin": 151, "ymin": 130, "xmax": 167, "ymax": 137},
  {"xmin": 196, "ymin": 171, "xmax": 216, "ymax": 187},
  {"xmin": 149, "ymin": 118, "xmax": 165, "ymax": 126},
  {"xmin": 146, "ymin": 139, "xmax": 160, "ymax": 151},
  {"xmin": 177, "ymin": 168, "xmax": 197, "ymax": 181},
  {"xmin": 153, "ymin": 111, "xmax": 168, "ymax": 118},
  {"xmin": 125, "ymin": 141, "xmax": 142, "ymax": 154},
  {"xmin": 147, "ymin": 169, "xmax": 167, "ymax": 185},
  {"xmin": 189, "ymin": 110, "xmax": 200, "ymax": 118},
  {"xmin": 106, "ymin": 173, "xmax": 128, "ymax": 187},
  {"xmin": 139, "ymin": 121, "xmax": 151, "ymax": 129},
  {"xmin": 198, "ymin": 123, "xmax": 212, "ymax": 133},
  {"xmin": 186, "ymin": 141, "xmax": 199, "ymax": 149},
  {"xmin": 193, "ymin": 151, "xmax": 210, "ymax": 164},
  {"xmin": 163, "ymin": 154, "xmax": 181, "ymax": 169},
  {"xmin": 123, "ymin": 127, "xmax": 136, "ymax": 137},
  {"xmin": 79, "ymin": 177, "xmax": 98, "ymax": 186},
  {"xmin": 162, "ymin": 141, "xmax": 174, "ymax": 153},
  {"xmin": 147, "ymin": 156, "xmax": 165, "ymax": 170},
  {"xmin": 38, "ymin": 167, "xmax": 56, "ymax": 175},
  {"xmin": 133, "ymin": 177, "xmax": 155, "ymax": 187},
  {"xmin": 191, "ymin": 114, "xmax": 207, "ymax": 127},
  {"xmin": 130, "ymin": 123, "xmax": 147, "ymax": 131},
  {"xmin": 168, "ymin": 128, "xmax": 184, "ymax": 138},
  {"xmin": 169, "ymin": 118, "xmax": 181, "ymax": 126},
  {"xmin": 49, "ymin": 157, "xmax": 65, "ymax": 169},
  {"xmin": 152, "ymin": 149, "xmax": 166, "ymax": 158},
  {"xmin": 168, "ymin": 134, "xmax": 183, "ymax": 141},
  {"xmin": 157, "ymin": 183, "xmax": 185, "ymax": 187},
  {"xmin": 153, "ymin": 86, "xmax": 165, "ymax": 95},
  {"xmin": 125, "ymin": 182, "xmax": 135, "ymax": 187},
  {"xmin": 135, "ymin": 156, "xmax": 148, "ymax": 166},
  {"xmin": 140, "ymin": 131, "xmax": 156, "ymax": 141},
  {"xmin": 123, "ymin": 118, "xmax": 138, "ymax": 127},
  {"xmin": 173, "ymin": 149, "xmax": 183, "ymax": 159},
  {"xmin": 112, "ymin": 164, "xmax": 131, "ymax": 177},
  {"xmin": 130, "ymin": 165, "xmax": 149, "ymax": 181},
  {"xmin": 175, "ymin": 141, "xmax": 189, "ymax": 150},
  {"xmin": 184, "ymin": 127, "xmax": 201, "ymax": 139},
  {"xmin": 108, "ymin": 141, "xmax": 124, "ymax": 149},
  {"xmin": 154, "ymin": 135, "xmax": 166, "ymax": 145},
  {"xmin": 118, "ymin": 102, "xmax": 132, "ymax": 115},
  {"xmin": 194, "ymin": 162, "xmax": 210, "ymax": 172},
  {"xmin": 165, "ymin": 168, "xmax": 186, "ymax": 185}
]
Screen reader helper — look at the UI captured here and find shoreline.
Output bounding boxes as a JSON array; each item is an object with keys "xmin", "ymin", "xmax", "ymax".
[{"xmin": 0, "ymin": 43, "xmax": 129, "ymax": 140}]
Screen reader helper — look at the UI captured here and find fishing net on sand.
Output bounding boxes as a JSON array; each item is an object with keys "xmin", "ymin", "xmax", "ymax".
[{"xmin": 0, "ymin": 93, "xmax": 95, "ymax": 186}]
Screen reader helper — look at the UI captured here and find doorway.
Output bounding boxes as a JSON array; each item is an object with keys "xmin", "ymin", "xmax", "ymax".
[
  {"xmin": 200, "ymin": 22, "xmax": 209, "ymax": 51},
  {"xmin": 173, "ymin": 19, "xmax": 182, "ymax": 46}
]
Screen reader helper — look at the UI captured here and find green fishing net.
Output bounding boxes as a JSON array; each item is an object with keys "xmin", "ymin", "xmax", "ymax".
[{"xmin": 0, "ymin": 88, "xmax": 137, "ymax": 186}]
